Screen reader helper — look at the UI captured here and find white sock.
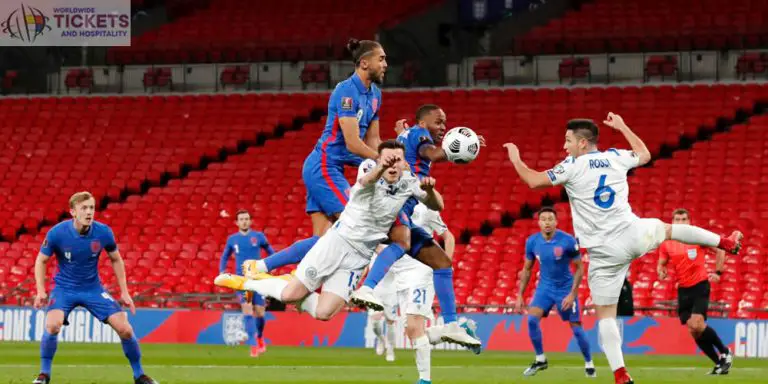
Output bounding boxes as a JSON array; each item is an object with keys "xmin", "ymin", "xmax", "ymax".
[
  {"xmin": 671, "ymin": 224, "xmax": 720, "ymax": 247},
  {"xmin": 413, "ymin": 335, "xmax": 431, "ymax": 381},
  {"xmin": 386, "ymin": 322, "xmax": 397, "ymax": 350},
  {"xmin": 535, "ymin": 354, "xmax": 546, "ymax": 363},
  {"xmin": 300, "ymin": 293, "xmax": 319, "ymax": 318},
  {"xmin": 372, "ymin": 317, "xmax": 385, "ymax": 339},
  {"xmin": 243, "ymin": 278, "xmax": 288, "ymax": 300},
  {"xmin": 426, "ymin": 325, "xmax": 444, "ymax": 345},
  {"xmin": 256, "ymin": 260, "xmax": 268, "ymax": 273},
  {"xmin": 598, "ymin": 318, "xmax": 625, "ymax": 371}
]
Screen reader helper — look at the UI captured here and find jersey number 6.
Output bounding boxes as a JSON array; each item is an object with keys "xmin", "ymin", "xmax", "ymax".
[{"xmin": 593, "ymin": 174, "xmax": 616, "ymax": 209}]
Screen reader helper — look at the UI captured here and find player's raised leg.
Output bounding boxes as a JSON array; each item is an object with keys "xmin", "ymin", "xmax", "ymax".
[{"xmin": 665, "ymin": 224, "xmax": 743, "ymax": 255}]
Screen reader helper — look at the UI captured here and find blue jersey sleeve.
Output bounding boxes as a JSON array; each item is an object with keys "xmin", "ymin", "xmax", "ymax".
[
  {"xmin": 332, "ymin": 83, "xmax": 359, "ymax": 119},
  {"xmin": 411, "ymin": 127, "xmax": 434, "ymax": 155},
  {"xmin": 103, "ymin": 227, "xmax": 118, "ymax": 253},
  {"xmin": 40, "ymin": 229, "xmax": 56, "ymax": 257},
  {"xmin": 219, "ymin": 238, "xmax": 234, "ymax": 273},
  {"xmin": 565, "ymin": 235, "xmax": 581, "ymax": 259},
  {"xmin": 525, "ymin": 236, "xmax": 536, "ymax": 261},
  {"xmin": 257, "ymin": 232, "xmax": 275, "ymax": 256}
]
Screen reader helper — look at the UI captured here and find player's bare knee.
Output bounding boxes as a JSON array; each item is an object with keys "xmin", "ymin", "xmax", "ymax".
[
  {"xmin": 241, "ymin": 304, "xmax": 254, "ymax": 316},
  {"xmin": 253, "ymin": 306, "xmax": 265, "ymax": 317},
  {"xmin": 111, "ymin": 321, "xmax": 135, "ymax": 339},
  {"xmin": 389, "ymin": 225, "xmax": 411, "ymax": 250},
  {"xmin": 687, "ymin": 316, "xmax": 705, "ymax": 334},
  {"xmin": 664, "ymin": 223, "xmax": 673, "ymax": 239},
  {"xmin": 314, "ymin": 308, "xmax": 335, "ymax": 321},
  {"xmin": 45, "ymin": 322, "xmax": 62, "ymax": 335},
  {"xmin": 569, "ymin": 321, "xmax": 582, "ymax": 329}
]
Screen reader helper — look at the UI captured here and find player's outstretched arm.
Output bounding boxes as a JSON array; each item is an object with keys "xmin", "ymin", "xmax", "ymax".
[
  {"xmin": 107, "ymin": 250, "xmax": 136, "ymax": 314},
  {"xmin": 603, "ymin": 112, "xmax": 651, "ymax": 166},
  {"xmin": 33, "ymin": 252, "xmax": 51, "ymax": 309},
  {"xmin": 340, "ymin": 117, "xmax": 379, "ymax": 160},
  {"xmin": 419, "ymin": 177, "xmax": 444, "ymax": 211},
  {"xmin": 503, "ymin": 143, "xmax": 554, "ymax": 189},
  {"xmin": 359, "ymin": 154, "xmax": 397, "ymax": 187},
  {"xmin": 657, "ymin": 252, "xmax": 668, "ymax": 280}
]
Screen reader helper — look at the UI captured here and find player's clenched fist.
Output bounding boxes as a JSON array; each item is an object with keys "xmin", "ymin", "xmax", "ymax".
[
  {"xmin": 34, "ymin": 291, "xmax": 48, "ymax": 309},
  {"xmin": 380, "ymin": 154, "xmax": 400, "ymax": 169},
  {"xmin": 603, "ymin": 112, "xmax": 627, "ymax": 130},
  {"xmin": 420, "ymin": 177, "xmax": 436, "ymax": 191},
  {"xmin": 394, "ymin": 118, "xmax": 408, "ymax": 135}
]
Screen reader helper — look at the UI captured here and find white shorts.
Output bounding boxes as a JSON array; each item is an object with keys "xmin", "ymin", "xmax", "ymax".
[
  {"xmin": 393, "ymin": 255, "xmax": 435, "ymax": 319},
  {"xmin": 368, "ymin": 291, "xmax": 399, "ymax": 321},
  {"xmin": 587, "ymin": 218, "xmax": 665, "ymax": 305},
  {"xmin": 295, "ymin": 229, "xmax": 370, "ymax": 302}
]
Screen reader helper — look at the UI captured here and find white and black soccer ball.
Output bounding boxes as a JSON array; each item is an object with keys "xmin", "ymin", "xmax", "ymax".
[{"xmin": 441, "ymin": 127, "xmax": 480, "ymax": 164}]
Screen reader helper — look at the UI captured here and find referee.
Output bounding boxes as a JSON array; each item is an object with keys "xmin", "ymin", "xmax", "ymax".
[{"xmin": 657, "ymin": 208, "xmax": 733, "ymax": 375}]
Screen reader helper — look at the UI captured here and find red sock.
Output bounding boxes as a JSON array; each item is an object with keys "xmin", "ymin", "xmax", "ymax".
[
  {"xmin": 613, "ymin": 367, "xmax": 628, "ymax": 382},
  {"xmin": 717, "ymin": 236, "xmax": 733, "ymax": 250}
]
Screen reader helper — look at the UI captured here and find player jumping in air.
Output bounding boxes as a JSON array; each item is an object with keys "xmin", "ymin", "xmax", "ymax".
[
  {"xmin": 514, "ymin": 207, "xmax": 595, "ymax": 378},
  {"xmin": 215, "ymin": 141, "xmax": 443, "ymax": 323},
  {"xmin": 504, "ymin": 113, "xmax": 742, "ymax": 384},
  {"xmin": 351, "ymin": 104, "xmax": 484, "ymax": 347},
  {"xmin": 247, "ymin": 38, "xmax": 385, "ymax": 274},
  {"xmin": 32, "ymin": 192, "xmax": 157, "ymax": 384},
  {"xmin": 218, "ymin": 209, "xmax": 275, "ymax": 357},
  {"xmin": 657, "ymin": 208, "xmax": 733, "ymax": 375}
]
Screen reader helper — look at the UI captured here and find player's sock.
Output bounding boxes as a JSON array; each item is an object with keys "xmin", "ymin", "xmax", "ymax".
[
  {"xmin": 572, "ymin": 325, "xmax": 592, "ymax": 362},
  {"xmin": 527, "ymin": 316, "xmax": 545, "ymax": 357},
  {"xmin": 120, "ymin": 335, "xmax": 145, "ymax": 379},
  {"xmin": 598, "ymin": 318, "xmax": 625, "ymax": 372},
  {"xmin": 363, "ymin": 243, "xmax": 406, "ymax": 289},
  {"xmin": 262, "ymin": 236, "xmax": 319, "ymax": 272},
  {"xmin": 244, "ymin": 314, "xmax": 257, "ymax": 345},
  {"xmin": 426, "ymin": 325, "xmax": 444, "ymax": 344},
  {"xmin": 255, "ymin": 316, "xmax": 265, "ymax": 340},
  {"xmin": 386, "ymin": 322, "xmax": 397, "ymax": 349},
  {"xmin": 299, "ymin": 293, "xmax": 319, "ymax": 318},
  {"xmin": 703, "ymin": 326, "xmax": 729, "ymax": 355},
  {"xmin": 372, "ymin": 317, "xmax": 385, "ymax": 339},
  {"xmin": 413, "ymin": 335, "xmax": 431, "ymax": 381},
  {"xmin": 694, "ymin": 333, "xmax": 721, "ymax": 364},
  {"xmin": 671, "ymin": 224, "xmax": 720, "ymax": 247},
  {"xmin": 433, "ymin": 268, "xmax": 458, "ymax": 323},
  {"xmin": 243, "ymin": 279, "xmax": 289, "ymax": 301},
  {"xmin": 40, "ymin": 331, "xmax": 58, "ymax": 375}
]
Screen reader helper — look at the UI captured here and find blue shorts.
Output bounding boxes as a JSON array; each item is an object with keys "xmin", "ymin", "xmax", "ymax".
[
  {"xmin": 530, "ymin": 288, "xmax": 580, "ymax": 323},
  {"xmin": 302, "ymin": 150, "xmax": 350, "ymax": 216},
  {"xmin": 48, "ymin": 285, "xmax": 123, "ymax": 325},
  {"xmin": 394, "ymin": 203, "xmax": 435, "ymax": 257},
  {"xmin": 236, "ymin": 291, "xmax": 265, "ymax": 306}
]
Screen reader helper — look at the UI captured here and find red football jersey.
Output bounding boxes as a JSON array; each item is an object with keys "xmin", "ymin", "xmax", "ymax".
[{"xmin": 658, "ymin": 240, "xmax": 709, "ymax": 288}]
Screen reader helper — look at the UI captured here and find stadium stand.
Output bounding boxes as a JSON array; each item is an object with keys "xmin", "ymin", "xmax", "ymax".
[
  {"xmin": 513, "ymin": 0, "xmax": 768, "ymax": 55},
  {"xmin": 107, "ymin": 0, "xmax": 440, "ymax": 64},
  {"xmin": 2, "ymin": 84, "xmax": 767, "ymax": 318}
]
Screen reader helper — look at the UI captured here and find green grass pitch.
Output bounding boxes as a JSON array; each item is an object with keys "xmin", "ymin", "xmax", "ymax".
[{"xmin": 1, "ymin": 342, "xmax": 766, "ymax": 383}]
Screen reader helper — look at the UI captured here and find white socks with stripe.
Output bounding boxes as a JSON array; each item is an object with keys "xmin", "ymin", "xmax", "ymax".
[
  {"xmin": 671, "ymin": 224, "xmax": 720, "ymax": 247},
  {"xmin": 243, "ymin": 279, "xmax": 288, "ymax": 301},
  {"xmin": 598, "ymin": 318, "xmax": 625, "ymax": 372},
  {"xmin": 413, "ymin": 335, "xmax": 431, "ymax": 381},
  {"xmin": 299, "ymin": 293, "xmax": 319, "ymax": 318}
]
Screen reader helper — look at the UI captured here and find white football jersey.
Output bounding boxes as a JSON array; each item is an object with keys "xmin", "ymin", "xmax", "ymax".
[
  {"xmin": 412, "ymin": 203, "xmax": 448, "ymax": 236},
  {"xmin": 546, "ymin": 149, "xmax": 641, "ymax": 249},
  {"xmin": 335, "ymin": 159, "xmax": 427, "ymax": 255}
]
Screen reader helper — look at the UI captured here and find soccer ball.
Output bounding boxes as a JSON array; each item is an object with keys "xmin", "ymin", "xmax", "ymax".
[{"xmin": 441, "ymin": 127, "xmax": 480, "ymax": 164}]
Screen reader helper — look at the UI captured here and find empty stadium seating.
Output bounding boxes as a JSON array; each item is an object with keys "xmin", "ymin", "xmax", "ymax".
[
  {"xmin": 514, "ymin": 0, "xmax": 768, "ymax": 55},
  {"xmin": 0, "ymin": 93, "xmax": 326, "ymax": 245},
  {"xmin": 108, "ymin": 0, "xmax": 440, "ymax": 64},
  {"xmin": 1, "ymin": 84, "xmax": 767, "ymax": 317}
]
